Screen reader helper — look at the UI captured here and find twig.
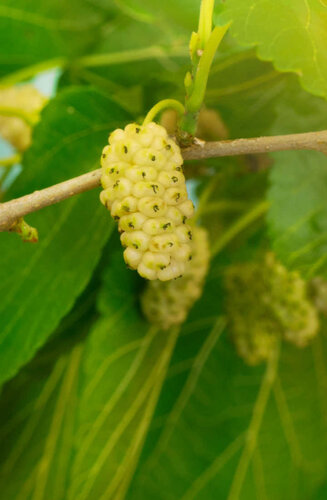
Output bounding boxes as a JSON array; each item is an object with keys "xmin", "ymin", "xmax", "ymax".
[
  {"xmin": 182, "ymin": 129, "xmax": 327, "ymax": 160},
  {"xmin": 1, "ymin": 130, "xmax": 327, "ymax": 232},
  {"xmin": 0, "ymin": 170, "xmax": 101, "ymax": 231}
]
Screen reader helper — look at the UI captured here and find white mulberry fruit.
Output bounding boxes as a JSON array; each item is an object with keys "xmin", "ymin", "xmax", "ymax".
[
  {"xmin": 100, "ymin": 122, "xmax": 194, "ymax": 281},
  {"xmin": 140, "ymin": 226, "xmax": 210, "ymax": 329},
  {"xmin": 225, "ymin": 252, "xmax": 319, "ymax": 365},
  {"xmin": 0, "ymin": 85, "xmax": 47, "ymax": 151}
]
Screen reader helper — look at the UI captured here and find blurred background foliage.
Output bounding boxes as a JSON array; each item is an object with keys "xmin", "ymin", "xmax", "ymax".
[{"xmin": 1, "ymin": 0, "xmax": 327, "ymax": 499}]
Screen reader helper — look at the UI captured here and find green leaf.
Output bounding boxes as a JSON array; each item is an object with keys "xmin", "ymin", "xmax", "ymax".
[
  {"xmin": 129, "ymin": 292, "xmax": 327, "ymax": 499},
  {"xmin": 0, "ymin": 0, "xmax": 109, "ymax": 78},
  {"xmin": 267, "ymin": 78, "xmax": 327, "ymax": 278},
  {"xmin": 77, "ymin": 15, "xmax": 189, "ymax": 93},
  {"xmin": 217, "ymin": 0, "xmax": 327, "ymax": 100},
  {"xmin": 206, "ymin": 49, "xmax": 284, "ymax": 138},
  {"xmin": 315, "ymin": 481, "xmax": 327, "ymax": 500},
  {"xmin": 0, "ymin": 87, "xmax": 130, "ymax": 384},
  {"xmin": 3, "ymin": 245, "xmax": 327, "ymax": 499},
  {"xmin": 0, "ymin": 259, "xmax": 178, "ymax": 500},
  {"xmin": 97, "ymin": 246, "xmax": 143, "ymax": 316},
  {"xmin": 113, "ymin": 0, "xmax": 202, "ymax": 31},
  {"xmin": 65, "ymin": 0, "xmax": 213, "ymax": 103},
  {"xmin": 68, "ymin": 318, "xmax": 177, "ymax": 500}
]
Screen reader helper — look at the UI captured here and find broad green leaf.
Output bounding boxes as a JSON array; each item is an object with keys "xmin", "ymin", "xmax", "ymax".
[
  {"xmin": 0, "ymin": 87, "xmax": 130, "ymax": 384},
  {"xmin": 3, "ymin": 225, "xmax": 326, "ymax": 500},
  {"xmin": 267, "ymin": 79, "xmax": 327, "ymax": 278},
  {"xmin": 217, "ymin": 0, "xmax": 327, "ymax": 100},
  {"xmin": 129, "ymin": 279, "xmax": 327, "ymax": 499},
  {"xmin": 62, "ymin": 17, "xmax": 284, "ymax": 138},
  {"xmin": 0, "ymin": 256, "xmax": 178, "ymax": 500},
  {"xmin": 68, "ymin": 316, "xmax": 177, "ymax": 500},
  {"xmin": 206, "ymin": 50, "xmax": 284, "ymax": 138},
  {"xmin": 127, "ymin": 256, "xmax": 226, "ymax": 467},
  {"xmin": 65, "ymin": 252, "xmax": 178, "ymax": 500},
  {"xmin": 315, "ymin": 481, "xmax": 327, "ymax": 500},
  {"xmin": 0, "ymin": 0, "xmax": 110, "ymax": 78}
]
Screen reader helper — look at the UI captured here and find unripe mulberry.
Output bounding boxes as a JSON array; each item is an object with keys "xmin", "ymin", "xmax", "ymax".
[
  {"xmin": 140, "ymin": 226, "xmax": 210, "ymax": 329},
  {"xmin": 100, "ymin": 122, "xmax": 194, "ymax": 281},
  {"xmin": 0, "ymin": 85, "xmax": 47, "ymax": 151},
  {"xmin": 225, "ymin": 253, "xmax": 319, "ymax": 365},
  {"xmin": 265, "ymin": 253, "xmax": 319, "ymax": 347}
]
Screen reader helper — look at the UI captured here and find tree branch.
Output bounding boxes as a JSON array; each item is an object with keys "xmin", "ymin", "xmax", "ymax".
[
  {"xmin": 0, "ymin": 170, "xmax": 101, "ymax": 231},
  {"xmin": 1, "ymin": 129, "xmax": 327, "ymax": 232},
  {"xmin": 182, "ymin": 129, "xmax": 327, "ymax": 160}
]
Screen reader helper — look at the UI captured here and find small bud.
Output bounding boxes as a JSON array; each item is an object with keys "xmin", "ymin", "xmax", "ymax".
[{"xmin": 9, "ymin": 218, "xmax": 38, "ymax": 243}]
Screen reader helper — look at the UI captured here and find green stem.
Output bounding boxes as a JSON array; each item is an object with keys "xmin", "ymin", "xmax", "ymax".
[
  {"xmin": 179, "ymin": 21, "xmax": 230, "ymax": 139},
  {"xmin": 211, "ymin": 200, "xmax": 269, "ymax": 258},
  {"xmin": 143, "ymin": 99, "xmax": 185, "ymax": 125},
  {"xmin": 0, "ymin": 153, "xmax": 21, "ymax": 168},
  {"xmin": 187, "ymin": 23, "xmax": 231, "ymax": 113},
  {"xmin": 198, "ymin": 0, "xmax": 215, "ymax": 49},
  {"xmin": 0, "ymin": 106, "xmax": 37, "ymax": 125}
]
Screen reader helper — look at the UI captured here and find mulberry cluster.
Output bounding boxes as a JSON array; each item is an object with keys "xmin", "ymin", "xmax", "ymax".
[
  {"xmin": 141, "ymin": 226, "xmax": 210, "ymax": 329},
  {"xmin": 0, "ymin": 85, "xmax": 47, "ymax": 151},
  {"xmin": 100, "ymin": 122, "xmax": 194, "ymax": 281},
  {"xmin": 225, "ymin": 253, "xmax": 319, "ymax": 365}
]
